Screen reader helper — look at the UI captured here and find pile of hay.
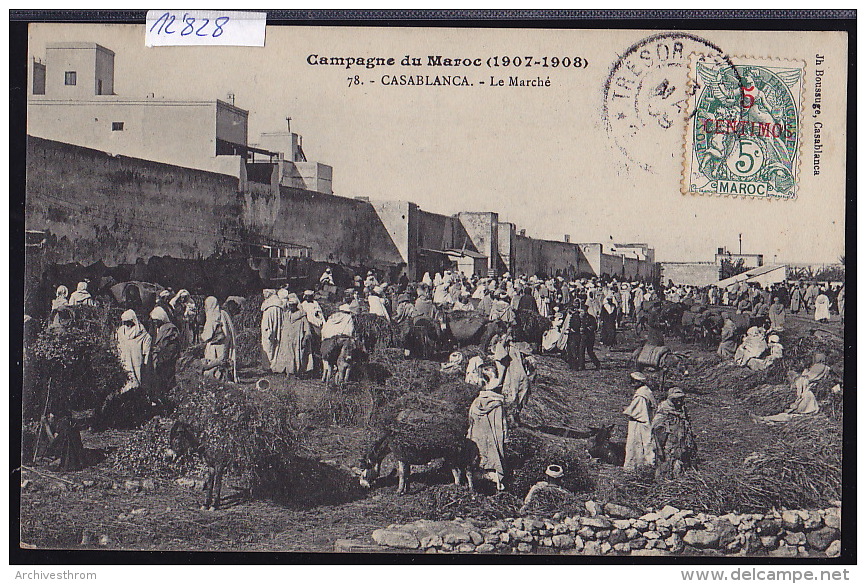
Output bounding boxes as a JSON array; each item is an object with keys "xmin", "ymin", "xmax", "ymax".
[
  {"xmin": 615, "ymin": 415, "xmax": 841, "ymax": 514},
  {"xmin": 507, "ymin": 430, "xmax": 593, "ymax": 498},
  {"xmin": 233, "ymin": 328, "xmax": 262, "ymax": 369},
  {"xmin": 24, "ymin": 306, "xmax": 128, "ymax": 421},
  {"xmin": 418, "ymin": 486, "xmax": 522, "ymax": 521},
  {"xmin": 376, "ymin": 393, "xmax": 469, "ymax": 451},
  {"xmin": 167, "ymin": 361, "xmax": 300, "ymax": 490},
  {"xmin": 354, "ymin": 312, "xmax": 397, "ymax": 354},
  {"xmin": 107, "ymin": 417, "xmax": 210, "ymax": 478},
  {"xmin": 233, "ymin": 292, "xmax": 264, "ymax": 330},
  {"xmin": 308, "ymin": 382, "xmax": 377, "ymax": 428}
]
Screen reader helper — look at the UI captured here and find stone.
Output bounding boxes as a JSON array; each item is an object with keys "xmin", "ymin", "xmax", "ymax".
[
  {"xmin": 552, "ymin": 534, "xmax": 574, "ymax": 549},
  {"xmin": 372, "ymin": 529, "xmax": 420, "ymax": 549},
  {"xmin": 605, "ymin": 503, "xmax": 642, "ymax": 519},
  {"xmin": 563, "ymin": 516, "xmax": 580, "ymax": 531},
  {"xmin": 760, "ymin": 535, "xmax": 779, "ymax": 549},
  {"xmin": 443, "ymin": 531, "xmax": 472, "ymax": 545},
  {"xmin": 457, "ymin": 543, "xmax": 476, "ymax": 553},
  {"xmin": 612, "ymin": 519, "xmax": 632, "ymax": 530},
  {"xmin": 632, "ymin": 519, "xmax": 649, "ymax": 530},
  {"xmin": 657, "ymin": 525, "xmax": 672, "ymax": 538},
  {"xmin": 629, "ymin": 538, "xmax": 648, "ymax": 551},
  {"xmin": 541, "ymin": 537, "xmax": 553, "ymax": 547},
  {"xmin": 582, "ymin": 541, "xmax": 602, "ymax": 555},
  {"xmin": 755, "ymin": 519, "xmax": 782, "ymax": 536},
  {"xmin": 712, "ymin": 519, "xmax": 738, "ymax": 548},
  {"xmin": 577, "ymin": 527, "xmax": 595, "ymax": 540},
  {"xmin": 420, "ymin": 535, "xmax": 443, "ymax": 549},
  {"xmin": 781, "ymin": 510, "xmax": 803, "ymax": 530},
  {"xmin": 524, "ymin": 518, "xmax": 545, "ymax": 531},
  {"xmin": 806, "ymin": 527, "xmax": 840, "ymax": 551},
  {"xmin": 516, "ymin": 542, "xmax": 533, "ymax": 553},
  {"xmin": 683, "ymin": 529, "xmax": 720, "ymax": 548},
  {"xmin": 600, "ymin": 542, "xmax": 612, "ymax": 555},
  {"xmin": 769, "ymin": 544, "xmax": 799, "ymax": 557},
  {"xmin": 639, "ymin": 512, "xmax": 662, "ymax": 522},
  {"xmin": 631, "ymin": 549, "xmax": 670, "ymax": 556},
  {"xmin": 681, "ymin": 545, "xmax": 702, "ymax": 556},
  {"xmin": 573, "ymin": 535, "xmax": 585, "ymax": 551},
  {"xmin": 498, "ymin": 532, "xmax": 510, "ymax": 544},
  {"xmin": 666, "ymin": 534, "xmax": 684, "ymax": 553},
  {"xmin": 644, "ymin": 531, "xmax": 661, "ymax": 540},
  {"xmin": 783, "ymin": 531, "xmax": 807, "ymax": 547},
  {"xmin": 803, "ymin": 513, "xmax": 823, "ymax": 530},
  {"xmin": 553, "ymin": 523, "xmax": 569, "ymax": 535},
  {"xmin": 468, "ymin": 530, "xmax": 483, "ymax": 545},
  {"xmin": 625, "ymin": 528, "xmax": 640, "ymax": 539},
  {"xmin": 659, "ymin": 505, "xmax": 679, "ymax": 520},
  {"xmin": 483, "ymin": 532, "xmax": 498, "ymax": 544},
  {"xmin": 649, "ymin": 539, "xmax": 667, "ymax": 550},
  {"xmin": 585, "ymin": 500, "xmax": 601, "ymax": 517},
  {"xmin": 512, "ymin": 518, "xmax": 525, "ymax": 531},
  {"xmin": 581, "ymin": 516, "xmax": 612, "ymax": 529},
  {"xmin": 825, "ymin": 540, "xmax": 841, "ymax": 558},
  {"xmin": 684, "ymin": 517, "xmax": 701, "ymax": 528},
  {"xmin": 512, "ymin": 529, "xmax": 534, "ymax": 543},
  {"xmin": 97, "ymin": 535, "xmax": 111, "ymax": 547},
  {"xmin": 334, "ymin": 539, "xmax": 391, "ymax": 553},
  {"xmin": 608, "ymin": 529, "xmax": 628, "ymax": 545},
  {"xmin": 476, "ymin": 543, "xmax": 495, "ymax": 553},
  {"xmin": 595, "ymin": 530, "xmax": 611, "ymax": 539},
  {"xmin": 670, "ymin": 509, "xmax": 694, "ymax": 522},
  {"xmin": 824, "ymin": 513, "xmax": 841, "ymax": 530},
  {"xmin": 613, "ymin": 543, "xmax": 629, "ymax": 553}
]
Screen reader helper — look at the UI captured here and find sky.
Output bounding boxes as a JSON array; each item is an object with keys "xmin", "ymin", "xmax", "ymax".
[{"xmin": 26, "ymin": 24, "xmax": 848, "ymax": 263}]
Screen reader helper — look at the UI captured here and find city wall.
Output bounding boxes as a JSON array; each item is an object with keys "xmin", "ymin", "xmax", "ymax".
[{"xmin": 26, "ymin": 136, "xmax": 656, "ymax": 281}]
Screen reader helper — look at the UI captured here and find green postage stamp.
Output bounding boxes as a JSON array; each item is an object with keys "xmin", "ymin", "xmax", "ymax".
[{"xmin": 683, "ymin": 55, "xmax": 805, "ymax": 199}]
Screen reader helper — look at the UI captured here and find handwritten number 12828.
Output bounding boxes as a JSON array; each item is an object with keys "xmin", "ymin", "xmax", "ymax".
[{"xmin": 149, "ymin": 12, "xmax": 230, "ymax": 38}]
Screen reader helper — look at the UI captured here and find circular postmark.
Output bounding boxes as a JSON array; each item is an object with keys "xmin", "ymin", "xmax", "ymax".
[{"xmin": 603, "ymin": 32, "xmax": 733, "ymax": 172}]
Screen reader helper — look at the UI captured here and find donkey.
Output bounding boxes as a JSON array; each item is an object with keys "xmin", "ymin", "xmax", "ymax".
[
  {"xmin": 356, "ymin": 432, "xmax": 477, "ymax": 495},
  {"xmin": 587, "ymin": 424, "xmax": 626, "ymax": 467},
  {"xmin": 166, "ymin": 421, "xmax": 234, "ymax": 511}
]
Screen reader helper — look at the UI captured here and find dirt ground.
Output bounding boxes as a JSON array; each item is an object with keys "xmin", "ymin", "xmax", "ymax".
[{"xmin": 18, "ymin": 312, "xmax": 844, "ymax": 552}]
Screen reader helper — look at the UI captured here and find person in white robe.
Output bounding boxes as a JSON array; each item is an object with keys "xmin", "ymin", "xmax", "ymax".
[
  {"xmin": 115, "ymin": 309, "xmax": 152, "ymax": 393},
  {"xmin": 814, "ymin": 290, "xmax": 831, "ymax": 322},
  {"xmin": 623, "ymin": 372, "xmax": 657, "ymax": 470},
  {"xmin": 68, "ymin": 281, "xmax": 95, "ymax": 306},
  {"xmin": 367, "ymin": 286, "xmax": 391, "ymax": 320},
  {"xmin": 467, "ymin": 370, "xmax": 507, "ymax": 491},
  {"xmin": 260, "ymin": 289, "xmax": 284, "ymax": 370}
]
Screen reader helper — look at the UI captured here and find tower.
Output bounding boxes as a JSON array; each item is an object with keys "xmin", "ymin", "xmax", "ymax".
[{"xmin": 42, "ymin": 42, "xmax": 115, "ymax": 98}]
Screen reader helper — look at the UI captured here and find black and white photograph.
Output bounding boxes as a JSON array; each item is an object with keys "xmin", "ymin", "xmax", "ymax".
[{"xmin": 11, "ymin": 11, "xmax": 855, "ymax": 567}]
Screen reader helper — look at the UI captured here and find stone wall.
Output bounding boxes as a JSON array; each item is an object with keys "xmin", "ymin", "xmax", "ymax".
[
  {"xmin": 365, "ymin": 499, "xmax": 842, "ymax": 557},
  {"xmin": 25, "ymin": 135, "xmax": 242, "ymax": 267}
]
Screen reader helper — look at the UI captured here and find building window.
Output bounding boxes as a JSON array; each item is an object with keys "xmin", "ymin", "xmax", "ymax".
[
  {"xmin": 112, "ymin": 122, "xmax": 124, "ymax": 131},
  {"xmin": 64, "ymin": 71, "xmax": 77, "ymax": 86}
]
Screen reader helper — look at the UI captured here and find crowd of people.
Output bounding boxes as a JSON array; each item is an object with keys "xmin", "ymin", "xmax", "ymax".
[{"xmin": 40, "ymin": 266, "xmax": 842, "ymax": 489}]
